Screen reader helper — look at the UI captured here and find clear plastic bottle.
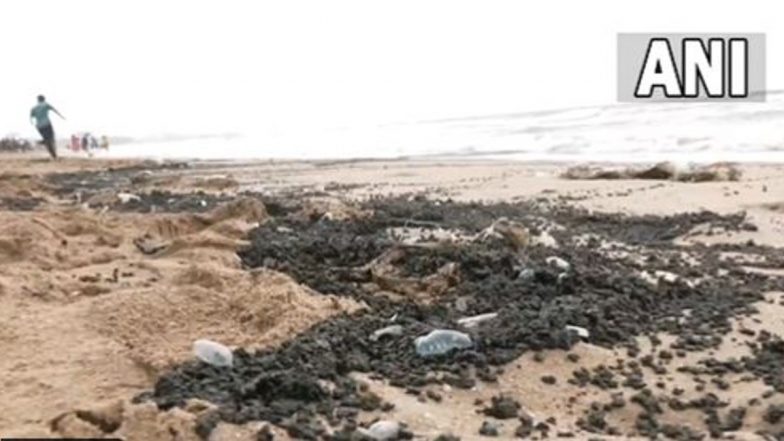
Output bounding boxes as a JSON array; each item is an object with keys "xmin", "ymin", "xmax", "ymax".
[
  {"xmin": 193, "ymin": 339, "xmax": 234, "ymax": 367},
  {"xmin": 415, "ymin": 329, "xmax": 473, "ymax": 357},
  {"xmin": 358, "ymin": 420, "xmax": 400, "ymax": 440}
]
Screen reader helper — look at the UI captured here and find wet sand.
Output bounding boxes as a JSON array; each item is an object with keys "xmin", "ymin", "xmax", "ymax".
[{"xmin": 0, "ymin": 154, "xmax": 783, "ymax": 440}]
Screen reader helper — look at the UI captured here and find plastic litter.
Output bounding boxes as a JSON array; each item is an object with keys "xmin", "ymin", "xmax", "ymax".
[
  {"xmin": 456, "ymin": 312, "xmax": 498, "ymax": 328},
  {"xmin": 546, "ymin": 256, "xmax": 570, "ymax": 271},
  {"xmin": 117, "ymin": 193, "xmax": 141, "ymax": 204},
  {"xmin": 193, "ymin": 339, "xmax": 234, "ymax": 367},
  {"xmin": 532, "ymin": 231, "xmax": 558, "ymax": 248},
  {"xmin": 415, "ymin": 329, "xmax": 473, "ymax": 357},
  {"xmin": 639, "ymin": 270, "xmax": 681, "ymax": 287},
  {"xmin": 370, "ymin": 325, "xmax": 404, "ymax": 341},
  {"xmin": 565, "ymin": 325, "xmax": 590, "ymax": 339},
  {"xmin": 517, "ymin": 268, "xmax": 536, "ymax": 281},
  {"xmin": 638, "ymin": 270, "xmax": 659, "ymax": 286},
  {"xmin": 656, "ymin": 270, "xmax": 679, "ymax": 283},
  {"xmin": 358, "ymin": 420, "xmax": 400, "ymax": 440}
]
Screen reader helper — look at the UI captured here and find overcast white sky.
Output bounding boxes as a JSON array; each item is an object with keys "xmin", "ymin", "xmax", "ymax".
[{"xmin": 1, "ymin": 0, "xmax": 780, "ymax": 139}]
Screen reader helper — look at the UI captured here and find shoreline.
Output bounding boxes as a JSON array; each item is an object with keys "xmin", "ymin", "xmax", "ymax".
[
  {"xmin": 11, "ymin": 145, "xmax": 784, "ymax": 166},
  {"xmin": 0, "ymin": 156, "xmax": 782, "ymax": 439},
  {"xmin": 7, "ymin": 149, "xmax": 784, "ymax": 170}
]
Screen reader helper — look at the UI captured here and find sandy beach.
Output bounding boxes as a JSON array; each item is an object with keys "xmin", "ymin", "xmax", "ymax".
[{"xmin": 1, "ymin": 154, "xmax": 783, "ymax": 440}]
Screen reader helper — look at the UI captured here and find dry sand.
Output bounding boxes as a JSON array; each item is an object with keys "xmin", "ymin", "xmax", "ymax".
[
  {"xmin": 0, "ymin": 154, "xmax": 783, "ymax": 440},
  {"xmin": 0, "ymin": 156, "xmax": 357, "ymax": 438}
]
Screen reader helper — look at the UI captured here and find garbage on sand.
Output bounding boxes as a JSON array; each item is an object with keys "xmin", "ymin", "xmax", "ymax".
[
  {"xmin": 565, "ymin": 325, "xmax": 590, "ymax": 339},
  {"xmin": 193, "ymin": 339, "xmax": 234, "ymax": 367},
  {"xmin": 456, "ymin": 312, "xmax": 499, "ymax": 328},
  {"xmin": 561, "ymin": 161, "xmax": 742, "ymax": 182},
  {"xmin": 546, "ymin": 256, "xmax": 570, "ymax": 271},
  {"xmin": 358, "ymin": 420, "xmax": 401, "ymax": 440},
  {"xmin": 370, "ymin": 324, "xmax": 404, "ymax": 341},
  {"xmin": 415, "ymin": 329, "xmax": 473, "ymax": 357}
]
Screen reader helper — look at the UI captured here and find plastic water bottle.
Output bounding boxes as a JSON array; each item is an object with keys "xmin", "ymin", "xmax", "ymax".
[
  {"xmin": 193, "ymin": 339, "xmax": 234, "ymax": 367},
  {"xmin": 415, "ymin": 329, "xmax": 473, "ymax": 357},
  {"xmin": 358, "ymin": 420, "xmax": 400, "ymax": 440}
]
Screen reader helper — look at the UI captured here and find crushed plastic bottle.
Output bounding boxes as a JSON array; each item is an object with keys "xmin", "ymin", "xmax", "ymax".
[
  {"xmin": 193, "ymin": 339, "xmax": 234, "ymax": 367},
  {"xmin": 358, "ymin": 420, "xmax": 400, "ymax": 440},
  {"xmin": 415, "ymin": 329, "xmax": 473, "ymax": 357}
]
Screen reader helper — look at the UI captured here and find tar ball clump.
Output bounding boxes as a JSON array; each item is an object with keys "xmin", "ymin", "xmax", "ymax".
[{"xmin": 138, "ymin": 196, "xmax": 784, "ymax": 439}]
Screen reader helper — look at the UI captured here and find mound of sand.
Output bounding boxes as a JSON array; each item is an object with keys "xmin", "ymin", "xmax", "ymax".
[
  {"xmin": 48, "ymin": 400, "xmax": 209, "ymax": 441},
  {"xmin": 47, "ymin": 399, "xmax": 286, "ymax": 441},
  {"xmin": 133, "ymin": 197, "xmax": 268, "ymax": 261},
  {"xmin": 0, "ymin": 186, "xmax": 357, "ymax": 434},
  {"xmin": 144, "ymin": 197, "xmax": 266, "ymax": 238},
  {"xmin": 91, "ymin": 267, "xmax": 360, "ymax": 372},
  {"xmin": 0, "ymin": 218, "xmax": 57, "ymax": 264},
  {"xmin": 0, "ymin": 209, "xmax": 132, "ymax": 279},
  {"xmin": 0, "ymin": 173, "xmax": 47, "ymax": 199}
]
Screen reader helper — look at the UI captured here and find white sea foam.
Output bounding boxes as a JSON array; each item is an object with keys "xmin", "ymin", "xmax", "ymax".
[{"xmin": 100, "ymin": 92, "xmax": 784, "ymax": 163}]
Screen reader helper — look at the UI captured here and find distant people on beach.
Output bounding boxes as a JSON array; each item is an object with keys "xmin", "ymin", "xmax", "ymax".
[
  {"xmin": 30, "ymin": 95, "xmax": 65, "ymax": 159},
  {"xmin": 69, "ymin": 132, "xmax": 109, "ymax": 155},
  {"xmin": 70, "ymin": 134, "xmax": 80, "ymax": 152}
]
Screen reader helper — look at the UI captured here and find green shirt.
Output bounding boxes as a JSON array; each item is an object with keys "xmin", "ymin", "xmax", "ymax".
[{"xmin": 30, "ymin": 103, "xmax": 54, "ymax": 128}]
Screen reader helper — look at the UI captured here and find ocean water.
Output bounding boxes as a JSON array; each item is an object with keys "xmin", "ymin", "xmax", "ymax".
[{"xmin": 102, "ymin": 92, "xmax": 784, "ymax": 163}]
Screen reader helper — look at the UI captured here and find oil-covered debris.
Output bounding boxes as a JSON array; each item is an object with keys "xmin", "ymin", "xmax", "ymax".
[
  {"xmin": 45, "ymin": 161, "xmax": 189, "ymax": 199},
  {"xmin": 0, "ymin": 196, "xmax": 44, "ymax": 211},
  {"xmin": 140, "ymin": 196, "xmax": 784, "ymax": 439},
  {"xmin": 562, "ymin": 162, "xmax": 742, "ymax": 182}
]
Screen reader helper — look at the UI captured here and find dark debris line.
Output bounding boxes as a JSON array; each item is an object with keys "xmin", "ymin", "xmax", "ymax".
[
  {"xmin": 135, "ymin": 196, "xmax": 784, "ymax": 440},
  {"xmin": 0, "ymin": 196, "xmax": 44, "ymax": 211}
]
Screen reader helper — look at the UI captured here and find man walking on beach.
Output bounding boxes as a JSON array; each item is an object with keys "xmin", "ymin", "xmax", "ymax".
[{"xmin": 30, "ymin": 95, "xmax": 65, "ymax": 159}]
